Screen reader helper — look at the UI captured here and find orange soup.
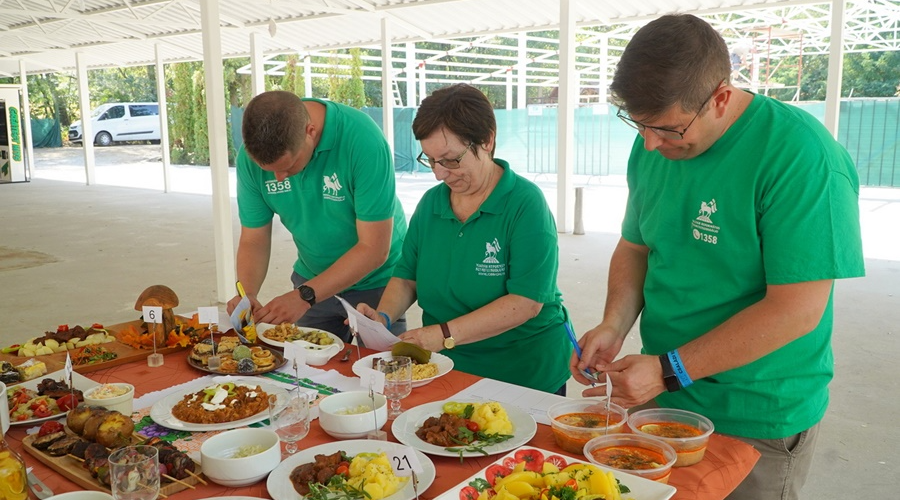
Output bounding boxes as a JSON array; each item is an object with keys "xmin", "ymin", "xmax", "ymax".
[
  {"xmin": 638, "ymin": 421, "xmax": 702, "ymax": 439},
  {"xmin": 555, "ymin": 412, "xmax": 625, "ymax": 429},
  {"xmin": 589, "ymin": 445, "xmax": 666, "ymax": 471}
]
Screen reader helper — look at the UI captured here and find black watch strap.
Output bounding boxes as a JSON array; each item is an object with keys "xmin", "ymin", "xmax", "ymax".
[
  {"xmin": 296, "ymin": 284, "xmax": 316, "ymax": 307},
  {"xmin": 659, "ymin": 354, "xmax": 681, "ymax": 392}
]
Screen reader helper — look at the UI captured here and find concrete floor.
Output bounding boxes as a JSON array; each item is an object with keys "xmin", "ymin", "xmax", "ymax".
[{"xmin": 1, "ymin": 145, "xmax": 898, "ymax": 498}]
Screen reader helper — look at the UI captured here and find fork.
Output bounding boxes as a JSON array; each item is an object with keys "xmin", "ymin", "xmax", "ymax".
[{"xmin": 26, "ymin": 468, "xmax": 53, "ymax": 500}]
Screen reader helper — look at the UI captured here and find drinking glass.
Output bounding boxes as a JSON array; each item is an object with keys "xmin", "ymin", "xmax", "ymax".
[
  {"xmin": 268, "ymin": 390, "xmax": 311, "ymax": 455},
  {"xmin": 109, "ymin": 445, "xmax": 159, "ymax": 500},
  {"xmin": 376, "ymin": 356, "xmax": 412, "ymax": 419}
]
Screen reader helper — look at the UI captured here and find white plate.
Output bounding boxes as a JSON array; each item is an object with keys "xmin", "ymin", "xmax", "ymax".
[
  {"xmin": 7, "ymin": 369, "xmax": 99, "ymax": 426},
  {"xmin": 257, "ymin": 323, "xmax": 345, "ymax": 351},
  {"xmin": 433, "ymin": 446, "xmax": 676, "ymax": 500},
  {"xmin": 391, "ymin": 400, "xmax": 537, "ymax": 458},
  {"xmin": 266, "ymin": 439, "xmax": 436, "ymax": 500},
  {"xmin": 352, "ymin": 352, "xmax": 454, "ymax": 388},
  {"xmin": 149, "ymin": 376, "xmax": 289, "ymax": 431}
]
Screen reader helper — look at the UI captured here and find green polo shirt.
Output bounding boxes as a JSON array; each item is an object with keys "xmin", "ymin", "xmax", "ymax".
[
  {"xmin": 622, "ymin": 93, "xmax": 865, "ymax": 438},
  {"xmin": 237, "ymin": 98, "xmax": 407, "ymax": 290},
  {"xmin": 394, "ymin": 160, "xmax": 572, "ymax": 393}
]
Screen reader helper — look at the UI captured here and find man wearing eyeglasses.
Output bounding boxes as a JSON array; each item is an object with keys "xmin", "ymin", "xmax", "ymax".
[
  {"xmin": 570, "ymin": 14, "xmax": 864, "ymax": 500},
  {"xmin": 227, "ymin": 91, "xmax": 408, "ymax": 342}
]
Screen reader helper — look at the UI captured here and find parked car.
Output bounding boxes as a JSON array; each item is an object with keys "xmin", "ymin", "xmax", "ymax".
[{"xmin": 68, "ymin": 102, "xmax": 161, "ymax": 146}]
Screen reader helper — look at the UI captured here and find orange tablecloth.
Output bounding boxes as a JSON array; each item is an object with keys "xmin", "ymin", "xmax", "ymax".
[{"xmin": 5, "ymin": 349, "xmax": 759, "ymax": 500}]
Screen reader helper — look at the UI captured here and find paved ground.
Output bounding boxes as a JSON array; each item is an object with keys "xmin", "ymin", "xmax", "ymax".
[{"xmin": 1, "ymin": 144, "xmax": 898, "ymax": 498}]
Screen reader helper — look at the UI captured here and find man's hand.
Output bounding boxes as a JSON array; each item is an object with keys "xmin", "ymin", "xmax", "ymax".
[
  {"xmin": 581, "ymin": 354, "xmax": 665, "ymax": 408},
  {"xmin": 226, "ymin": 294, "xmax": 262, "ymax": 315},
  {"xmin": 255, "ymin": 290, "xmax": 311, "ymax": 325},
  {"xmin": 569, "ymin": 323, "xmax": 626, "ymax": 385}
]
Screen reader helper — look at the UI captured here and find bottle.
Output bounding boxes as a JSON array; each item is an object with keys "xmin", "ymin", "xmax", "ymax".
[{"xmin": 0, "ymin": 428, "xmax": 27, "ymax": 500}]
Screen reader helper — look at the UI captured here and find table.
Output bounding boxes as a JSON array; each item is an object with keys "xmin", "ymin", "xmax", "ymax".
[{"xmin": 4, "ymin": 349, "xmax": 760, "ymax": 500}]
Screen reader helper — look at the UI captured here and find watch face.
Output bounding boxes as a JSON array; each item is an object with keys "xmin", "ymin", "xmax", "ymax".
[{"xmin": 443, "ymin": 337, "xmax": 455, "ymax": 349}]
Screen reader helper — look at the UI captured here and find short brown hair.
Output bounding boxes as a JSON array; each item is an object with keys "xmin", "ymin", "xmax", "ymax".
[
  {"xmin": 412, "ymin": 84, "xmax": 497, "ymax": 158},
  {"xmin": 610, "ymin": 14, "xmax": 730, "ymax": 120},
  {"xmin": 242, "ymin": 91, "xmax": 309, "ymax": 165}
]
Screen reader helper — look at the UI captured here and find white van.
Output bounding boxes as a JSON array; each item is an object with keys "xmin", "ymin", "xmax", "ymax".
[{"xmin": 68, "ymin": 102, "xmax": 161, "ymax": 146}]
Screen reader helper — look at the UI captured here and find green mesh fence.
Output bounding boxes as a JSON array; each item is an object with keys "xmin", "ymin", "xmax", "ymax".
[{"xmin": 31, "ymin": 117, "xmax": 62, "ymax": 148}]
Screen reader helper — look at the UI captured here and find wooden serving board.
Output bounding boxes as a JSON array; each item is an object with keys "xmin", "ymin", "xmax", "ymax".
[
  {"xmin": 22, "ymin": 431, "xmax": 204, "ymax": 495},
  {"xmin": 1, "ymin": 319, "xmax": 189, "ymax": 377}
]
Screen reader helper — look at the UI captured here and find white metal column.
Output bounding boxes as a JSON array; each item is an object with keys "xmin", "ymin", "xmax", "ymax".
[
  {"xmin": 556, "ymin": 0, "xmax": 576, "ymax": 233},
  {"xmin": 418, "ymin": 63, "xmax": 426, "ymax": 105},
  {"xmin": 18, "ymin": 60, "xmax": 34, "ymax": 179},
  {"xmin": 250, "ymin": 32, "xmax": 266, "ymax": 97},
  {"xmin": 405, "ymin": 42, "xmax": 416, "ymax": 107},
  {"xmin": 199, "ymin": 0, "xmax": 237, "ymax": 304},
  {"xmin": 824, "ymin": 0, "xmax": 846, "ymax": 138},
  {"xmin": 304, "ymin": 55, "xmax": 313, "ymax": 97},
  {"xmin": 506, "ymin": 71, "xmax": 513, "ymax": 110},
  {"xmin": 381, "ymin": 18, "xmax": 395, "ymax": 153},
  {"xmin": 517, "ymin": 33, "xmax": 527, "ymax": 109},
  {"xmin": 75, "ymin": 52, "xmax": 95, "ymax": 185},
  {"xmin": 154, "ymin": 44, "xmax": 172, "ymax": 193}
]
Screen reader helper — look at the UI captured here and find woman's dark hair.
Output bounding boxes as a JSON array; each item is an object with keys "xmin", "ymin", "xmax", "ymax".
[
  {"xmin": 412, "ymin": 84, "xmax": 497, "ymax": 158},
  {"xmin": 242, "ymin": 90, "xmax": 309, "ymax": 165},
  {"xmin": 610, "ymin": 14, "xmax": 730, "ymax": 120}
]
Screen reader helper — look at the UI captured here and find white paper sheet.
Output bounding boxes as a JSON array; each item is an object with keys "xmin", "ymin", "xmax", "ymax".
[
  {"xmin": 335, "ymin": 295, "xmax": 399, "ymax": 351},
  {"xmin": 450, "ymin": 378, "xmax": 569, "ymax": 425}
]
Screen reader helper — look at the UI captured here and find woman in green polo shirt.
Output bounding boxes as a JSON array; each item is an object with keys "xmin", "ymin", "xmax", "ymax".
[{"xmin": 357, "ymin": 84, "xmax": 572, "ymax": 394}]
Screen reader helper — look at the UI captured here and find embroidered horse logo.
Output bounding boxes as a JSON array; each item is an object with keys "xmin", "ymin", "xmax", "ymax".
[
  {"xmin": 697, "ymin": 199, "xmax": 717, "ymax": 223},
  {"xmin": 483, "ymin": 238, "xmax": 501, "ymax": 264},
  {"xmin": 323, "ymin": 173, "xmax": 343, "ymax": 196}
]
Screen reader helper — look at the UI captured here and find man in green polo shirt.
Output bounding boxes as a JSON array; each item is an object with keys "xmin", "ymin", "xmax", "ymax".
[
  {"xmin": 570, "ymin": 15, "xmax": 865, "ymax": 500},
  {"xmin": 227, "ymin": 91, "xmax": 407, "ymax": 342}
]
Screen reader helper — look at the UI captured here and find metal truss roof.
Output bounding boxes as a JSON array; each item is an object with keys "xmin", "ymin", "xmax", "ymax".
[{"xmin": 0, "ymin": 0, "xmax": 898, "ymax": 80}]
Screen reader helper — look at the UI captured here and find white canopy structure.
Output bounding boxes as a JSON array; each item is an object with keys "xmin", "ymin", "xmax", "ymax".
[{"xmin": 2, "ymin": 0, "xmax": 897, "ymax": 302}]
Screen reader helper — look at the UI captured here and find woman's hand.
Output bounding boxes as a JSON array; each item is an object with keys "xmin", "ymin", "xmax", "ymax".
[
  {"xmin": 398, "ymin": 325, "xmax": 445, "ymax": 353},
  {"xmin": 354, "ymin": 302, "xmax": 388, "ymax": 327}
]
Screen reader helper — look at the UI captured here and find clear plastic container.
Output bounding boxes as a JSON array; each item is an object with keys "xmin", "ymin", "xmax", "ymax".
[
  {"xmin": 627, "ymin": 408, "xmax": 714, "ymax": 467},
  {"xmin": 583, "ymin": 433, "xmax": 677, "ymax": 484},
  {"xmin": 547, "ymin": 399, "xmax": 628, "ymax": 454}
]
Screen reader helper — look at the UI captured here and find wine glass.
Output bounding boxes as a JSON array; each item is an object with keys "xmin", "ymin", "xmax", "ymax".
[
  {"xmin": 268, "ymin": 390, "xmax": 311, "ymax": 455},
  {"xmin": 376, "ymin": 356, "xmax": 412, "ymax": 419},
  {"xmin": 109, "ymin": 445, "xmax": 159, "ymax": 500}
]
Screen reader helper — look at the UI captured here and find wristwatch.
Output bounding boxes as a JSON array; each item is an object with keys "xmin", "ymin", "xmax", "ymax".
[
  {"xmin": 659, "ymin": 354, "xmax": 680, "ymax": 392},
  {"xmin": 296, "ymin": 284, "xmax": 316, "ymax": 307},
  {"xmin": 439, "ymin": 323, "xmax": 455, "ymax": 350}
]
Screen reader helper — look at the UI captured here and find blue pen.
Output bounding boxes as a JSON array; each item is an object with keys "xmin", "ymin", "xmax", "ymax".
[{"xmin": 565, "ymin": 322, "xmax": 599, "ymax": 384}]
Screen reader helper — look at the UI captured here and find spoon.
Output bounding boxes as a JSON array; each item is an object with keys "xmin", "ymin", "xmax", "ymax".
[{"xmin": 340, "ymin": 349, "xmax": 353, "ymax": 362}]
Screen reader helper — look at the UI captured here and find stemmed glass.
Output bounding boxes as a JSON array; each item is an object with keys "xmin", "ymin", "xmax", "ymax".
[
  {"xmin": 109, "ymin": 445, "xmax": 160, "ymax": 500},
  {"xmin": 268, "ymin": 390, "xmax": 311, "ymax": 455},
  {"xmin": 376, "ymin": 356, "xmax": 413, "ymax": 419}
]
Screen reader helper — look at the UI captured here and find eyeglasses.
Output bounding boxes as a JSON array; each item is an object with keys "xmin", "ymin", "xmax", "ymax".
[
  {"xmin": 416, "ymin": 142, "xmax": 473, "ymax": 170},
  {"xmin": 616, "ymin": 81, "xmax": 723, "ymax": 141}
]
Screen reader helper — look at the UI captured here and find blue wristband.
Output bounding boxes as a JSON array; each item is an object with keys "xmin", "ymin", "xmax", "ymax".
[
  {"xmin": 377, "ymin": 312, "xmax": 392, "ymax": 330},
  {"xmin": 666, "ymin": 350, "xmax": 694, "ymax": 388}
]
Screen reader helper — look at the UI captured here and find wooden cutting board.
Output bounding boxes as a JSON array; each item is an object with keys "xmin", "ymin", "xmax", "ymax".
[
  {"xmin": 22, "ymin": 431, "xmax": 205, "ymax": 495},
  {"xmin": 1, "ymin": 319, "xmax": 191, "ymax": 378}
]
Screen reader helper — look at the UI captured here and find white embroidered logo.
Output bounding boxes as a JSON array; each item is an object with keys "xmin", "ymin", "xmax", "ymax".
[
  {"xmin": 476, "ymin": 238, "xmax": 505, "ymax": 276},
  {"xmin": 691, "ymin": 198, "xmax": 720, "ymax": 245},
  {"xmin": 483, "ymin": 238, "xmax": 502, "ymax": 263},
  {"xmin": 322, "ymin": 173, "xmax": 345, "ymax": 201}
]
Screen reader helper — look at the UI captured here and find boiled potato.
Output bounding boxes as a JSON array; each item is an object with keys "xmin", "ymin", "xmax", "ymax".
[
  {"xmin": 95, "ymin": 412, "xmax": 135, "ymax": 448},
  {"xmin": 36, "ymin": 346, "xmax": 54, "ymax": 356},
  {"xmin": 45, "ymin": 339, "xmax": 59, "ymax": 349},
  {"xmin": 19, "ymin": 348, "xmax": 35, "ymax": 357}
]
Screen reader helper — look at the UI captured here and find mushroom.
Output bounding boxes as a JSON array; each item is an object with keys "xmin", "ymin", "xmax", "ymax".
[{"xmin": 134, "ymin": 285, "xmax": 179, "ymax": 346}]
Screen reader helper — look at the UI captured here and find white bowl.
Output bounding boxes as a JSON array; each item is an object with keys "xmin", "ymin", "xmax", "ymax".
[
  {"xmin": 200, "ymin": 428, "xmax": 281, "ymax": 487},
  {"xmin": 318, "ymin": 391, "xmax": 388, "ymax": 440},
  {"xmin": 47, "ymin": 492, "xmax": 114, "ymax": 500},
  {"xmin": 83, "ymin": 383, "xmax": 135, "ymax": 415}
]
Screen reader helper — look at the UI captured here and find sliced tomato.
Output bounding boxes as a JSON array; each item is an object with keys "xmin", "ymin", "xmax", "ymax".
[
  {"xmin": 56, "ymin": 394, "xmax": 79, "ymax": 412},
  {"xmin": 12, "ymin": 389, "xmax": 31, "ymax": 405},
  {"xmin": 92, "ymin": 323, "xmax": 105, "ymax": 329},
  {"xmin": 335, "ymin": 465, "xmax": 349, "ymax": 476},
  {"xmin": 501, "ymin": 457, "xmax": 518, "ymax": 469},
  {"xmin": 32, "ymin": 405, "xmax": 53, "ymax": 418},
  {"xmin": 459, "ymin": 486, "xmax": 479, "ymax": 500},
  {"xmin": 38, "ymin": 420, "xmax": 64, "ymax": 437},
  {"xmin": 514, "ymin": 449, "xmax": 545, "ymax": 472},
  {"xmin": 484, "ymin": 464, "xmax": 512, "ymax": 487},
  {"xmin": 465, "ymin": 420, "xmax": 479, "ymax": 432},
  {"xmin": 544, "ymin": 454, "xmax": 568, "ymax": 469},
  {"xmin": 57, "ymin": 324, "xmax": 69, "ymax": 332}
]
